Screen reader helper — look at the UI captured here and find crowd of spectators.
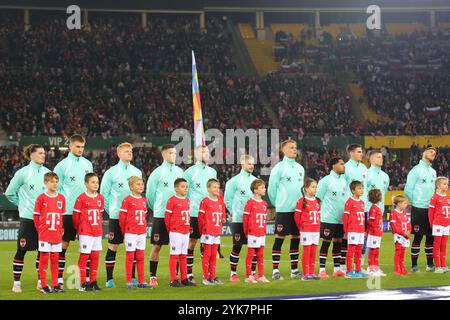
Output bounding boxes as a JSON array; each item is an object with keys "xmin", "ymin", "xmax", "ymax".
[
  {"xmin": 1, "ymin": 13, "xmax": 273, "ymax": 137},
  {"xmin": 261, "ymin": 74, "xmax": 364, "ymax": 136}
]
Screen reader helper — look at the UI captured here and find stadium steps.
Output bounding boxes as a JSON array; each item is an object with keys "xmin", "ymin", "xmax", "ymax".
[
  {"xmin": 348, "ymin": 81, "xmax": 393, "ymax": 124},
  {"xmin": 238, "ymin": 23, "xmax": 255, "ymax": 39},
  {"xmin": 243, "ymin": 39, "xmax": 279, "ymax": 76},
  {"xmin": 385, "ymin": 23, "xmax": 427, "ymax": 35},
  {"xmin": 230, "ymin": 22, "xmax": 258, "ymax": 76}
]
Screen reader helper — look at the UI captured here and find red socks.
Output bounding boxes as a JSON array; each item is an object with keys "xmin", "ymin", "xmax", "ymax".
[
  {"xmin": 394, "ymin": 242, "xmax": 403, "ymax": 273},
  {"xmin": 39, "ymin": 252, "xmax": 59, "ymax": 288},
  {"xmin": 179, "ymin": 254, "xmax": 187, "ymax": 281},
  {"xmin": 310, "ymin": 244, "xmax": 317, "ymax": 275},
  {"xmin": 369, "ymin": 248, "xmax": 380, "ymax": 269},
  {"xmin": 135, "ymin": 250, "xmax": 145, "ymax": 284},
  {"xmin": 126, "ymin": 251, "xmax": 135, "ymax": 283},
  {"xmin": 50, "ymin": 252, "xmax": 58, "ymax": 287},
  {"xmin": 89, "ymin": 251, "xmax": 100, "ymax": 283},
  {"xmin": 441, "ymin": 236, "xmax": 448, "ymax": 268},
  {"xmin": 346, "ymin": 244, "xmax": 363, "ymax": 272},
  {"xmin": 39, "ymin": 252, "xmax": 49, "ymax": 288},
  {"xmin": 78, "ymin": 253, "xmax": 90, "ymax": 284},
  {"xmin": 257, "ymin": 246, "xmax": 264, "ymax": 277},
  {"xmin": 202, "ymin": 244, "xmax": 211, "ymax": 279},
  {"xmin": 302, "ymin": 245, "xmax": 311, "ymax": 276},
  {"xmin": 346, "ymin": 245, "xmax": 356, "ymax": 272},
  {"xmin": 169, "ymin": 255, "xmax": 179, "ymax": 282},
  {"xmin": 246, "ymin": 247, "xmax": 255, "ymax": 277},
  {"xmin": 434, "ymin": 235, "xmax": 448, "ymax": 268},
  {"xmin": 210, "ymin": 244, "xmax": 219, "ymax": 279}
]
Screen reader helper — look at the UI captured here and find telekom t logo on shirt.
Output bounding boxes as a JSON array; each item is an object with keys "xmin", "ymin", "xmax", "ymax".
[
  {"xmin": 309, "ymin": 211, "xmax": 319, "ymax": 224},
  {"xmin": 135, "ymin": 210, "xmax": 146, "ymax": 225},
  {"xmin": 87, "ymin": 209, "xmax": 100, "ymax": 226},
  {"xmin": 45, "ymin": 212, "xmax": 61, "ymax": 231},
  {"xmin": 357, "ymin": 212, "xmax": 365, "ymax": 225},
  {"xmin": 212, "ymin": 212, "xmax": 222, "ymax": 227},
  {"xmin": 256, "ymin": 213, "xmax": 267, "ymax": 228},
  {"xmin": 181, "ymin": 210, "xmax": 190, "ymax": 225}
]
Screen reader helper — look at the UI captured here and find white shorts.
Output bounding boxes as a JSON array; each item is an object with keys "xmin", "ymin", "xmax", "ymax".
[
  {"xmin": 394, "ymin": 234, "xmax": 410, "ymax": 248},
  {"xmin": 247, "ymin": 235, "xmax": 266, "ymax": 248},
  {"xmin": 367, "ymin": 235, "xmax": 382, "ymax": 249},
  {"xmin": 432, "ymin": 225, "xmax": 450, "ymax": 236},
  {"xmin": 124, "ymin": 233, "xmax": 147, "ymax": 252},
  {"xmin": 200, "ymin": 234, "xmax": 221, "ymax": 245},
  {"xmin": 169, "ymin": 232, "xmax": 189, "ymax": 255},
  {"xmin": 300, "ymin": 232, "xmax": 320, "ymax": 246},
  {"xmin": 38, "ymin": 241, "xmax": 62, "ymax": 253},
  {"xmin": 347, "ymin": 232, "xmax": 365, "ymax": 245},
  {"xmin": 78, "ymin": 235, "xmax": 103, "ymax": 254}
]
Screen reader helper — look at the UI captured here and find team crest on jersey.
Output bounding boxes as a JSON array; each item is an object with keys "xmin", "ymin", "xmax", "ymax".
[
  {"xmin": 19, "ymin": 238, "xmax": 26, "ymax": 247},
  {"xmin": 277, "ymin": 224, "xmax": 283, "ymax": 232},
  {"xmin": 153, "ymin": 234, "xmax": 160, "ymax": 242},
  {"xmin": 97, "ymin": 201, "xmax": 102, "ymax": 208},
  {"xmin": 109, "ymin": 232, "xmax": 114, "ymax": 241},
  {"xmin": 234, "ymin": 233, "xmax": 241, "ymax": 242},
  {"xmin": 414, "ymin": 225, "xmax": 420, "ymax": 233},
  {"xmin": 57, "ymin": 201, "xmax": 63, "ymax": 209},
  {"xmin": 323, "ymin": 229, "xmax": 330, "ymax": 237}
]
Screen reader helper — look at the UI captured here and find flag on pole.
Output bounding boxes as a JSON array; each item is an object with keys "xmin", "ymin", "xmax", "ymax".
[{"xmin": 192, "ymin": 50, "xmax": 205, "ymax": 147}]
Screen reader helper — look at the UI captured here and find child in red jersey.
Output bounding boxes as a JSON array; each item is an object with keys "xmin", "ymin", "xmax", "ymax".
[
  {"xmin": 198, "ymin": 179, "xmax": 226, "ymax": 285},
  {"xmin": 33, "ymin": 172, "xmax": 66, "ymax": 293},
  {"xmin": 243, "ymin": 179, "xmax": 270, "ymax": 284},
  {"xmin": 390, "ymin": 195, "xmax": 411, "ymax": 275},
  {"xmin": 120, "ymin": 176, "xmax": 152, "ymax": 289},
  {"xmin": 343, "ymin": 181, "xmax": 367, "ymax": 278},
  {"xmin": 165, "ymin": 178, "xmax": 195, "ymax": 287},
  {"xmin": 73, "ymin": 173, "xmax": 104, "ymax": 291},
  {"xmin": 366, "ymin": 189, "xmax": 386, "ymax": 277},
  {"xmin": 295, "ymin": 178, "xmax": 321, "ymax": 281},
  {"xmin": 429, "ymin": 177, "xmax": 450, "ymax": 273}
]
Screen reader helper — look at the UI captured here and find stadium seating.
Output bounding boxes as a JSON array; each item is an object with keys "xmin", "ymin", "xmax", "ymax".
[
  {"xmin": 238, "ymin": 23, "xmax": 255, "ymax": 39},
  {"xmin": 385, "ymin": 22, "xmax": 428, "ymax": 35}
]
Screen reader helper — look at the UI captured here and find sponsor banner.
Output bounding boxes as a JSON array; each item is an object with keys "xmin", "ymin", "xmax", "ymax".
[{"xmin": 365, "ymin": 135, "xmax": 450, "ymax": 149}]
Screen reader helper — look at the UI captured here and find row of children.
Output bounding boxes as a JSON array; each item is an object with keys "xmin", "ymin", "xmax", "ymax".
[{"xmin": 33, "ymin": 171, "xmax": 450, "ymax": 292}]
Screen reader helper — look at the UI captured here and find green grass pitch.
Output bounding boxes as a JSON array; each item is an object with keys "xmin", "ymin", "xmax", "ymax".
[{"xmin": 0, "ymin": 233, "xmax": 448, "ymax": 300}]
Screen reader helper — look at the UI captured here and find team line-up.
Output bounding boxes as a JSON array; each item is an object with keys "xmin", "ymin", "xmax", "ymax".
[{"xmin": 4, "ymin": 135, "xmax": 449, "ymax": 293}]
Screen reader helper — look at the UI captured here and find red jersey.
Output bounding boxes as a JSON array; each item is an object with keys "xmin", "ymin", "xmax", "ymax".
[
  {"xmin": 294, "ymin": 197, "xmax": 321, "ymax": 233},
  {"xmin": 243, "ymin": 198, "xmax": 268, "ymax": 237},
  {"xmin": 33, "ymin": 193, "xmax": 66, "ymax": 243},
  {"xmin": 72, "ymin": 192, "xmax": 105, "ymax": 236},
  {"xmin": 165, "ymin": 195, "xmax": 190, "ymax": 234},
  {"xmin": 119, "ymin": 195, "xmax": 148, "ymax": 234},
  {"xmin": 343, "ymin": 197, "xmax": 366, "ymax": 233},
  {"xmin": 390, "ymin": 209, "xmax": 411, "ymax": 236},
  {"xmin": 367, "ymin": 204, "xmax": 383, "ymax": 237},
  {"xmin": 198, "ymin": 196, "xmax": 225, "ymax": 235},
  {"xmin": 429, "ymin": 193, "xmax": 450, "ymax": 227}
]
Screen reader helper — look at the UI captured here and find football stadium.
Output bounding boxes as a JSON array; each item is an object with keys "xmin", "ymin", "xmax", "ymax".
[{"xmin": 0, "ymin": 0, "xmax": 450, "ymax": 302}]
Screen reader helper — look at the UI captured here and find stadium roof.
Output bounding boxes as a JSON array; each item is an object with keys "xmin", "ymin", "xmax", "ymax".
[{"xmin": 1, "ymin": 0, "xmax": 449, "ymax": 11}]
